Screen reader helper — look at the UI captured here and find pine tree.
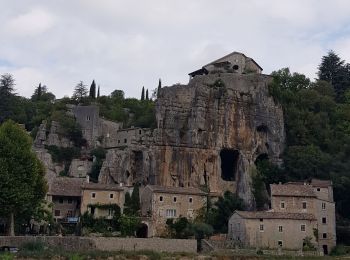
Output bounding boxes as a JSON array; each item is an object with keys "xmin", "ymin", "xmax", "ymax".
[
  {"xmin": 37, "ymin": 83, "xmax": 42, "ymax": 100},
  {"xmin": 89, "ymin": 80, "xmax": 96, "ymax": 99},
  {"xmin": 157, "ymin": 78, "xmax": 162, "ymax": 98},
  {"xmin": 318, "ymin": 50, "xmax": 350, "ymax": 102},
  {"xmin": 141, "ymin": 86, "xmax": 145, "ymax": 100},
  {"xmin": 72, "ymin": 81, "xmax": 88, "ymax": 102},
  {"xmin": 146, "ymin": 89, "xmax": 149, "ymax": 100},
  {"xmin": 97, "ymin": 85, "xmax": 100, "ymax": 98}
]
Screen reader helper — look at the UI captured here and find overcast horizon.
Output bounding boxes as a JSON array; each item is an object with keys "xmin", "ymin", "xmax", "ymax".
[{"xmin": 1, "ymin": 0, "xmax": 350, "ymax": 99}]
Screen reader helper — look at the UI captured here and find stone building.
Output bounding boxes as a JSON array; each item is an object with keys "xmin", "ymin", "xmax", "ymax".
[
  {"xmin": 81, "ymin": 181, "xmax": 125, "ymax": 218},
  {"xmin": 228, "ymin": 179, "xmax": 336, "ymax": 254},
  {"xmin": 47, "ymin": 177, "xmax": 85, "ymax": 223},
  {"xmin": 189, "ymin": 52, "xmax": 263, "ymax": 78},
  {"xmin": 140, "ymin": 185, "xmax": 207, "ymax": 237},
  {"xmin": 229, "ymin": 211, "xmax": 317, "ymax": 250}
]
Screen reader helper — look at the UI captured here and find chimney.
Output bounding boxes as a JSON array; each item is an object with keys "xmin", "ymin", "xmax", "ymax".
[{"xmin": 86, "ymin": 175, "xmax": 90, "ymax": 183}]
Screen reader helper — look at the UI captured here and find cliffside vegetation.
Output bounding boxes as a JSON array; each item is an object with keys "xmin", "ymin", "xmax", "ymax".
[{"xmin": 260, "ymin": 51, "xmax": 350, "ymax": 243}]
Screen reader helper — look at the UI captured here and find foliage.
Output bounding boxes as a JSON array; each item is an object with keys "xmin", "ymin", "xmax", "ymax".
[
  {"xmin": 302, "ymin": 236, "xmax": 316, "ymax": 251},
  {"xmin": 46, "ymin": 145, "xmax": 81, "ymax": 163},
  {"xmin": 141, "ymin": 86, "xmax": 145, "ymax": 100},
  {"xmin": 330, "ymin": 244, "xmax": 350, "ymax": 256},
  {"xmin": 89, "ymin": 80, "xmax": 96, "ymax": 99},
  {"xmin": 270, "ymin": 66, "xmax": 350, "ymax": 219},
  {"xmin": 206, "ymin": 191, "xmax": 244, "ymax": 233},
  {"xmin": 166, "ymin": 217, "xmax": 192, "ymax": 239},
  {"xmin": 318, "ymin": 50, "xmax": 350, "ymax": 102},
  {"xmin": 124, "ymin": 184, "xmax": 141, "ymax": 216},
  {"xmin": 119, "ymin": 214, "xmax": 141, "ymax": 237},
  {"xmin": 89, "ymin": 147, "xmax": 106, "ymax": 181},
  {"xmin": 0, "ymin": 121, "xmax": 47, "ymax": 235},
  {"xmin": 21, "ymin": 241, "xmax": 45, "ymax": 252},
  {"xmin": 191, "ymin": 222, "xmax": 213, "ymax": 240},
  {"xmin": 72, "ymin": 81, "xmax": 88, "ymax": 102}
]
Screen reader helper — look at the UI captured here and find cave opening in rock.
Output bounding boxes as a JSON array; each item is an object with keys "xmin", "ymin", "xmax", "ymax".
[
  {"xmin": 220, "ymin": 149, "xmax": 239, "ymax": 181},
  {"xmin": 255, "ymin": 153, "xmax": 269, "ymax": 165}
]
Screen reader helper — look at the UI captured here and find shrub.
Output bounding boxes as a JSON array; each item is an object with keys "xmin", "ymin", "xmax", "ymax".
[
  {"xmin": 21, "ymin": 241, "xmax": 45, "ymax": 252},
  {"xmin": 330, "ymin": 244, "xmax": 349, "ymax": 256}
]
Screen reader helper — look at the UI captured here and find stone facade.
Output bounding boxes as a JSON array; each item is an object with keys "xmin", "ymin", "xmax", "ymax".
[
  {"xmin": 69, "ymin": 159, "xmax": 92, "ymax": 178},
  {"xmin": 228, "ymin": 179, "xmax": 336, "ymax": 255},
  {"xmin": 140, "ymin": 185, "xmax": 207, "ymax": 237},
  {"xmin": 81, "ymin": 181, "xmax": 125, "ymax": 218}
]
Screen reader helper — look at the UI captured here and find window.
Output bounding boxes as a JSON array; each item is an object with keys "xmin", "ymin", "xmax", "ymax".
[
  {"xmin": 280, "ymin": 201, "xmax": 285, "ymax": 209},
  {"xmin": 259, "ymin": 224, "xmax": 264, "ymax": 232},
  {"xmin": 118, "ymin": 140, "xmax": 120, "ymax": 144},
  {"xmin": 189, "ymin": 197, "xmax": 193, "ymax": 203},
  {"xmin": 109, "ymin": 193, "xmax": 114, "ymax": 199},
  {"xmin": 139, "ymin": 130, "xmax": 142, "ymax": 134},
  {"xmin": 317, "ymin": 188, "xmax": 321, "ymax": 191},
  {"xmin": 278, "ymin": 226, "xmax": 283, "ymax": 232},
  {"xmin": 173, "ymin": 196, "xmax": 177, "ymax": 203},
  {"xmin": 322, "ymin": 217, "xmax": 327, "ymax": 224},
  {"xmin": 67, "ymin": 210, "xmax": 73, "ymax": 217},
  {"xmin": 108, "ymin": 209, "xmax": 113, "ymax": 216},
  {"xmin": 301, "ymin": 224, "xmax": 306, "ymax": 231},
  {"xmin": 90, "ymin": 207, "xmax": 95, "ymax": 215},
  {"xmin": 322, "ymin": 203, "xmax": 326, "ymax": 210},
  {"xmin": 323, "ymin": 233, "xmax": 327, "ymax": 239},
  {"xmin": 59, "ymin": 198, "xmax": 63, "ymax": 204},
  {"xmin": 278, "ymin": 240, "xmax": 283, "ymax": 247},
  {"xmin": 166, "ymin": 209, "xmax": 176, "ymax": 218},
  {"xmin": 87, "ymin": 116, "xmax": 91, "ymax": 121},
  {"xmin": 124, "ymin": 139, "xmax": 127, "ymax": 143},
  {"xmin": 67, "ymin": 198, "xmax": 72, "ymax": 204},
  {"xmin": 302, "ymin": 201, "xmax": 307, "ymax": 209},
  {"xmin": 54, "ymin": 210, "xmax": 60, "ymax": 216},
  {"xmin": 159, "ymin": 196, "xmax": 163, "ymax": 202},
  {"xmin": 260, "ymin": 218, "xmax": 263, "ymax": 222},
  {"xmin": 91, "ymin": 192, "xmax": 96, "ymax": 198}
]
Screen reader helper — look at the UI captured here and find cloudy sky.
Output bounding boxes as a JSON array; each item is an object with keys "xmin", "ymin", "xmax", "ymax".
[{"xmin": 1, "ymin": 0, "xmax": 350, "ymax": 99}]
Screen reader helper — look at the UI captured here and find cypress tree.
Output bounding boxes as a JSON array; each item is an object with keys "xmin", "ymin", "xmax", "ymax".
[
  {"xmin": 146, "ymin": 89, "xmax": 149, "ymax": 100},
  {"xmin": 37, "ymin": 83, "xmax": 42, "ymax": 100},
  {"xmin": 157, "ymin": 78, "xmax": 161, "ymax": 98},
  {"xmin": 141, "ymin": 86, "xmax": 145, "ymax": 100},
  {"xmin": 89, "ymin": 80, "xmax": 96, "ymax": 99},
  {"xmin": 97, "ymin": 85, "xmax": 100, "ymax": 98}
]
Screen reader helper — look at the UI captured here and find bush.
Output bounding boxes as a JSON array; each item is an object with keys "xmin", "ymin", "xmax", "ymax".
[
  {"xmin": 330, "ymin": 244, "xmax": 349, "ymax": 256},
  {"xmin": 21, "ymin": 241, "xmax": 45, "ymax": 252}
]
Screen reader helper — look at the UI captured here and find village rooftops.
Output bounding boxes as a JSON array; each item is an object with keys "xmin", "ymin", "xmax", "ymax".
[
  {"xmin": 270, "ymin": 183, "xmax": 316, "ymax": 198},
  {"xmin": 48, "ymin": 177, "xmax": 85, "ymax": 197},
  {"xmin": 311, "ymin": 179, "xmax": 332, "ymax": 188},
  {"xmin": 82, "ymin": 182, "xmax": 124, "ymax": 191},
  {"xmin": 146, "ymin": 185, "xmax": 207, "ymax": 196},
  {"xmin": 234, "ymin": 210, "xmax": 316, "ymax": 220}
]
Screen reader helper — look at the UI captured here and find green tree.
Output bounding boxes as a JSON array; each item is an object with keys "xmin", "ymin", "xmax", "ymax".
[
  {"xmin": 318, "ymin": 50, "xmax": 350, "ymax": 102},
  {"xmin": 146, "ymin": 89, "xmax": 149, "ymax": 100},
  {"xmin": 207, "ymin": 191, "xmax": 244, "ymax": 233},
  {"xmin": 157, "ymin": 78, "xmax": 162, "ymax": 98},
  {"xmin": 97, "ymin": 85, "xmax": 100, "ymax": 98},
  {"xmin": 166, "ymin": 217, "xmax": 191, "ymax": 238},
  {"xmin": 124, "ymin": 184, "xmax": 141, "ymax": 216},
  {"xmin": 89, "ymin": 80, "xmax": 96, "ymax": 99},
  {"xmin": 0, "ymin": 73, "xmax": 16, "ymax": 123},
  {"xmin": 141, "ymin": 86, "xmax": 145, "ymax": 100},
  {"xmin": 72, "ymin": 81, "xmax": 88, "ymax": 102},
  {"xmin": 0, "ymin": 121, "xmax": 47, "ymax": 235}
]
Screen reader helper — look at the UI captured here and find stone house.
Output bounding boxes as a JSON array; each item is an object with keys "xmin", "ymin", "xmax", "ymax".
[
  {"xmin": 140, "ymin": 185, "xmax": 207, "ymax": 237},
  {"xmin": 229, "ymin": 211, "xmax": 317, "ymax": 250},
  {"xmin": 47, "ymin": 177, "xmax": 85, "ymax": 223},
  {"xmin": 80, "ymin": 181, "xmax": 125, "ymax": 219},
  {"xmin": 189, "ymin": 51, "xmax": 263, "ymax": 78},
  {"xmin": 228, "ymin": 179, "xmax": 336, "ymax": 254}
]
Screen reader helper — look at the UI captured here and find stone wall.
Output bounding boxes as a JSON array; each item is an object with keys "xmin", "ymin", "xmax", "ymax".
[{"xmin": 0, "ymin": 236, "xmax": 197, "ymax": 253}]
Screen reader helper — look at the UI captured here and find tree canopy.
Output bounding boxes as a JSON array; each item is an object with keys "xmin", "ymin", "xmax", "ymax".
[{"xmin": 0, "ymin": 121, "xmax": 47, "ymax": 235}]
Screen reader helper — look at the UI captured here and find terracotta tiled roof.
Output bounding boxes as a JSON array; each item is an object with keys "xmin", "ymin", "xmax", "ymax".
[
  {"xmin": 234, "ymin": 210, "xmax": 316, "ymax": 220},
  {"xmin": 48, "ymin": 177, "xmax": 85, "ymax": 197},
  {"xmin": 82, "ymin": 182, "xmax": 124, "ymax": 191},
  {"xmin": 311, "ymin": 179, "xmax": 332, "ymax": 188},
  {"xmin": 270, "ymin": 183, "xmax": 316, "ymax": 197},
  {"xmin": 146, "ymin": 185, "xmax": 207, "ymax": 196}
]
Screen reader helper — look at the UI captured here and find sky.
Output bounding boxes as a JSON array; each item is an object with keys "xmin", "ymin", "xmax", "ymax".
[{"xmin": 1, "ymin": 0, "xmax": 350, "ymax": 99}]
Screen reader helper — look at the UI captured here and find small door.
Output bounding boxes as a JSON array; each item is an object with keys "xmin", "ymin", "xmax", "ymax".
[{"xmin": 322, "ymin": 245, "xmax": 328, "ymax": 255}]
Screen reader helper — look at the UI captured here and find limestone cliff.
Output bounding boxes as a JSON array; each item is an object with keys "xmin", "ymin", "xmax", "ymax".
[{"xmin": 99, "ymin": 73, "xmax": 285, "ymax": 208}]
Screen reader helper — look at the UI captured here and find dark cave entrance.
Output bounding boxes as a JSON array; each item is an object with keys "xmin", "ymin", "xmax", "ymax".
[
  {"xmin": 254, "ymin": 153, "xmax": 269, "ymax": 165},
  {"xmin": 220, "ymin": 149, "xmax": 239, "ymax": 181}
]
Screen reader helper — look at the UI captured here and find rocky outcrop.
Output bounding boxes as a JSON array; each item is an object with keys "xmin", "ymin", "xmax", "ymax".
[{"xmin": 99, "ymin": 73, "xmax": 285, "ymax": 208}]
